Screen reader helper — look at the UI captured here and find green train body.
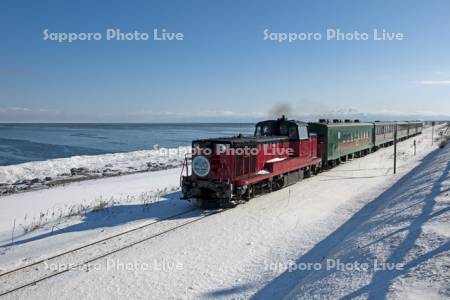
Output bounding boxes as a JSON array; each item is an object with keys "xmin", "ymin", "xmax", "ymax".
[
  {"xmin": 308, "ymin": 122, "xmax": 374, "ymax": 162},
  {"xmin": 397, "ymin": 122, "xmax": 409, "ymax": 140},
  {"xmin": 373, "ymin": 121, "xmax": 396, "ymax": 147},
  {"xmin": 407, "ymin": 121, "xmax": 423, "ymax": 136},
  {"xmin": 308, "ymin": 120, "xmax": 423, "ymax": 166}
]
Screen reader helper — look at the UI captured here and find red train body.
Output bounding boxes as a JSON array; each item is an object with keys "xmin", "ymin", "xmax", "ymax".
[{"xmin": 181, "ymin": 116, "xmax": 322, "ymax": 208}]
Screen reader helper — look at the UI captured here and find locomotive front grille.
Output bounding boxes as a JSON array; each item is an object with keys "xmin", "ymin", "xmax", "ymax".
[{"xmin": 235, "ymin": 152, "xmax": 257, "ymax": 177}]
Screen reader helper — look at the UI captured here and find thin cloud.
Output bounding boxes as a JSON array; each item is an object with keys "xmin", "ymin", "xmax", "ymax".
[
  {"xmin": 128, "ymin": 110, "xmax": 266, "ymax": 118},
  {"xmin": 0, "ymin": 107, "xmax": 60, "ymax": 115},
  {"xmin": 0, "ymin": 107, "xmax": 32, "ymax": 113},
  {"xmin": 419, "ymin": 80, "xmax": 450, "ymax": 85}
]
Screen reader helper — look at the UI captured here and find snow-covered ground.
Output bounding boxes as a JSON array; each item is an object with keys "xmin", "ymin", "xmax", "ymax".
[
  {"xmin": 0, "ymin": 168, "xmax": 183, "ymax": 246},
  {"xmin": 0, "ymin": 126, "xmax": 448, "ymax": 299},
  {"xmin": 0, "ymin": 146, "xmax": 190, "ymax": 194}
]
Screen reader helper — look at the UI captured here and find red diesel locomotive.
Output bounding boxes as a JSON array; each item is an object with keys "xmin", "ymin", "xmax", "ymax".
[
  {"xmin": 181, "ymin": 116, "xmax": 422, "ymax": 208},
  {"xmin": 181, "ymin": 116, "xmax": 322, "ymax": 208}
]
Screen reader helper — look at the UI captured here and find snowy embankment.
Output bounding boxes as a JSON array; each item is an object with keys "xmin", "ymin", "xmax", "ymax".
[
  {"xmin": 0, "ymin": 126, "xmax": 448, "ymax": 299},
  {"xmin": 0, "ymin": 168, "xmax": 183, "ymax": 245},
  {"xmin": 267, "ymin": 134, "xmax": 450, "ymax": 299},
  {"xmin": 0, "ymin": 146, "xmax": 190, "ymax": 194}
]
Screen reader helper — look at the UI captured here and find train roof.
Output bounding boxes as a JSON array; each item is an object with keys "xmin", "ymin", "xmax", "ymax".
[
  {"xmin": 308, "ymin": 122, "xmax": 373, "ymax": 127},
  {"xmin": 255, "ymin": 119, "xmax": 308, "ymax": 127},
  {"xmin": 310, "ymin": 121, "xmax": 423, "ymax": 127},
  {"xmin": 373, "ymin": 121, "xmax": 397, "ymax": 126},
  {"xmin": 194, "ymin": 135, "xmax": 288, "ymax": 146}
]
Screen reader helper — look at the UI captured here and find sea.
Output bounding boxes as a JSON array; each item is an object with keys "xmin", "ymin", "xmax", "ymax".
[{"xmin": 0, "ymin": 123, "xmax": 254, "ymax": 166}]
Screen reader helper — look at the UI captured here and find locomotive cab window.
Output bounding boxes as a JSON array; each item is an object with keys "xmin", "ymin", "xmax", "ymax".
[
  {"xmin": 255, "ymin": 122, "xmax": 274, "ymax": 136},
  {"xmin": 298, "ymin": 126, "xmax": 308, "ymax": 140},
  {"xmin": 279, "ymin": 124, "xmax": 288, "ymax": 135},
  {"xmin": 255, "ymin": 126, "xmax": 262, "ymax": 136},
  {"xmin": 287, "ymin": 126, "xmax": 298, "ymax": 139}
]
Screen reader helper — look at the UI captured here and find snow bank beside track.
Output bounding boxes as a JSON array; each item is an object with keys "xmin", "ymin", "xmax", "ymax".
[{"xmin": 0, "ymin": 146, "xmax": 190, "ymax": 194}]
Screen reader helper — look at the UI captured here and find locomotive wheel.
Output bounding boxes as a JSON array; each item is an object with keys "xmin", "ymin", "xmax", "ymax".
[
  {"xmin": 304, "ymin": 168, "xmax": 312, "ymax": 178},
  {"xmin": 273, "ymin": 175, "xmax": 285, "ymax": 190},
  {"xmin": 244, "ymin": 185, "xmax": 253, "ymax": 201},
  {"xmin": 312, "ymin": 163, "xmax": 322, "ymax": 175}
]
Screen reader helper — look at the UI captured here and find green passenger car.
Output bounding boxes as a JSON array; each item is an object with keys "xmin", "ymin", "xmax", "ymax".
[
  {"xmin": 396, "ymin": 121, "xmax": 409, "ymax": 140},
  {"xmin": 373, "ymin": 121, "xmax": 396, "ymax": 147},
  {"xmin": 407, "ymin": 121, "xmax": 423, "ymax": 137},
  {"xmin": 308, "ymin": 121, "xmax": 374, "ymax": 164}
]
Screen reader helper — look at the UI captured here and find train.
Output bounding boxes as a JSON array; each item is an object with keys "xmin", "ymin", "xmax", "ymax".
[{"xmin": 181, "ymin": 116, "xmax": 423, "ymax": 208}]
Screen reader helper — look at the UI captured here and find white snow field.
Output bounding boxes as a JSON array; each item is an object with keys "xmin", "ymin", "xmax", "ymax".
[
  {"xmin": 0, "ymin": 126, "xmax": 449, "ymax": 299},
  {"xmin": 0, "ymin": 167, "xmax": 184, "ymax": 248}
]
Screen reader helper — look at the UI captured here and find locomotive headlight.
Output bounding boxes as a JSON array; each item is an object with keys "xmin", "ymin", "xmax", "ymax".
[{"xmin": 192, "ymin": 155, "xmax": 211, "ymax": 177}]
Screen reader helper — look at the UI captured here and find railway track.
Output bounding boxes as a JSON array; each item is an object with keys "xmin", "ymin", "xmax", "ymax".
[{"xmin": 0, "ymin": 207, "xmax": 225, "ymax": 297}]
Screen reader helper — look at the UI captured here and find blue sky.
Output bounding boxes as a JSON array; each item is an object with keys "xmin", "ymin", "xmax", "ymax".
[{"xmin": 1, "ymin": 0, "xmax": 449, "ymax": 122}]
